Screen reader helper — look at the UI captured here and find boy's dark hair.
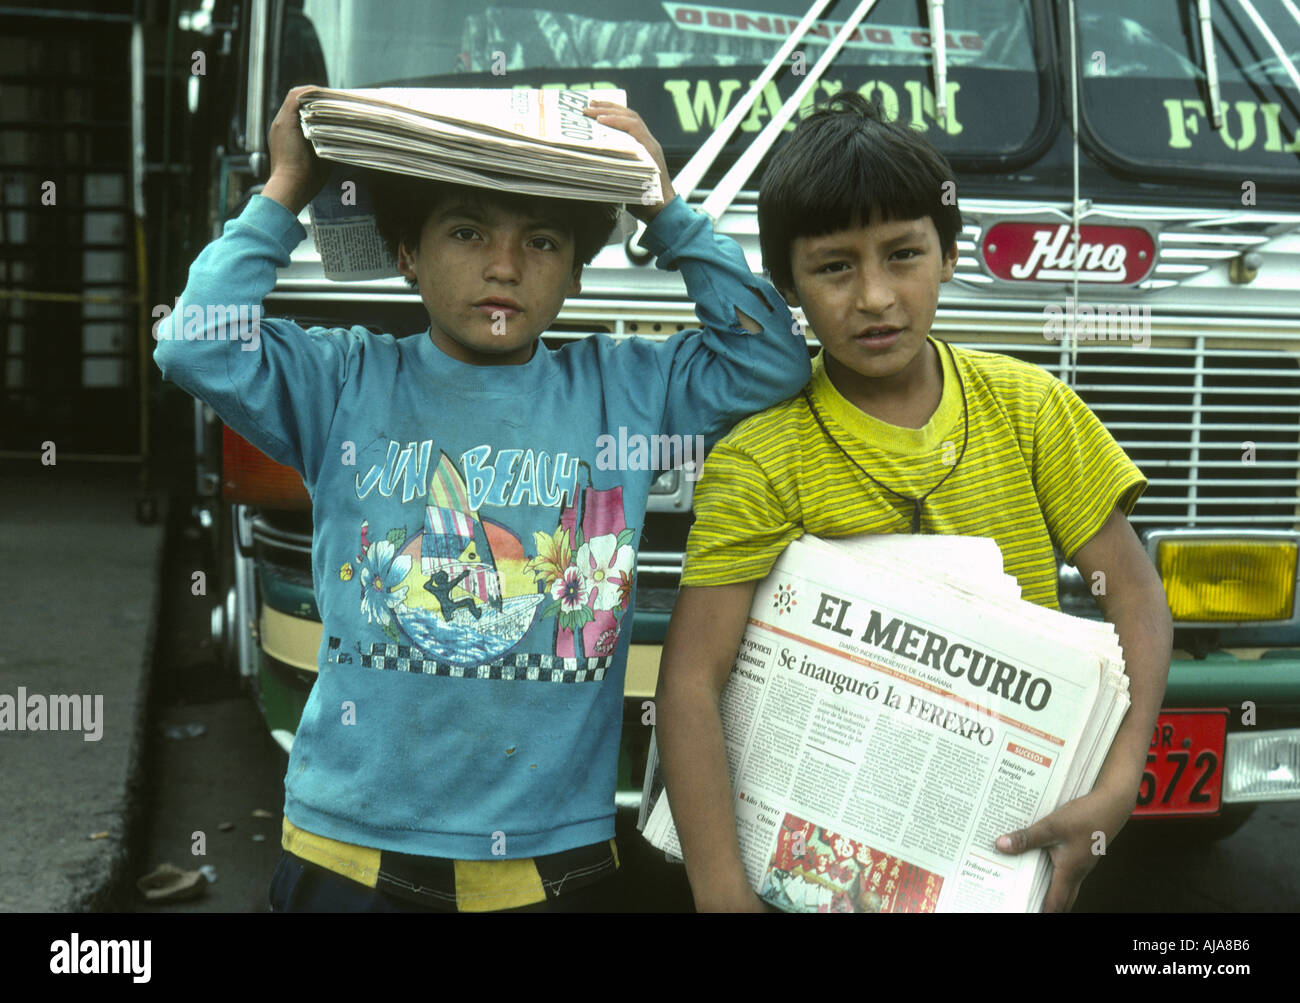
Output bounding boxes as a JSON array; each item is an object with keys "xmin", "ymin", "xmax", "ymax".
[
  {"xmin": 757, "ymin": 92, "xmax": 961, "ymax": 293},
  {"xmin": 368, "ymin": 171, "xmax": 618, "ymax": 287}
]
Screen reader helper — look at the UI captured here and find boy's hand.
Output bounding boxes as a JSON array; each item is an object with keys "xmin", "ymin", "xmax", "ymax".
[
  {"xmin": 263, "ymin": 85, "xmax": 332, "ymax": 215},
  {"xmin": 995, "ymin": 780, "xmax": 1137, "ymax": 912},
  {"xmin": 583, "ymin": 100, "xmax": 676, "ymax": 223}
]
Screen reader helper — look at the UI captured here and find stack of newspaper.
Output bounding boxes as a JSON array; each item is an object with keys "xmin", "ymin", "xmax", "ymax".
[
  {"xmin": 297, "ymin": 86, "xmax": 661, "ymax": 203},
  {"xmin": 295, "ymin": 87, "xmax": 653, "ymax": 281},
  {"xmin": 640, "ymin": 534, "xmax": 1130, "ymax": 913}
]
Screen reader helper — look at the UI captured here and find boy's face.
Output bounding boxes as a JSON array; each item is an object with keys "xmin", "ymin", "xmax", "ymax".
[
  {"xmin": 780, "ymin": 213, "xmax": 957, "ymax": 387},
  {"xmin": 398, "ymin": 196, "xmax": 582, "ymax": 366}
]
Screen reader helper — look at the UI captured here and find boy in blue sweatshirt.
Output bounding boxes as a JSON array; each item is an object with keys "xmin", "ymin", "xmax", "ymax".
[{"xmin": 154, "ymin": 88, "xmax": 810, "ymax": 911}]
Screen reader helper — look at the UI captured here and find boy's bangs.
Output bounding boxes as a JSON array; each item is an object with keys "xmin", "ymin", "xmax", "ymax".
[
  {"xmin": 787, "ymin": 135, "xmax": 935, "ymax": 244},
  {"xmin": 369, "ymin": 169, "xmax": 618, "ymax": 269}
]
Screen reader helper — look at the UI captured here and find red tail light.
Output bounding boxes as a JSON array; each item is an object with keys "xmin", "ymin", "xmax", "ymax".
[{"xmin": 222, "ymin": 425, "xmax": 311, "ymax": 509}]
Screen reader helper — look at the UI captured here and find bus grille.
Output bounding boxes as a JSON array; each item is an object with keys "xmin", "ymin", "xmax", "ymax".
[{"xmin": 950, "ymin": 334, "xmax": 1300, "ymax": 530}]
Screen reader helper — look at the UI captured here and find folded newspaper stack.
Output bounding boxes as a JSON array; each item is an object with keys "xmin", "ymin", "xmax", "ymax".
[
  {"xmin": 295, "ymin": 87, "xmax": 655, "ymax": 280},
  {"xmin": 298, "ymin": 86, "xmax": 660, "ymax": 202},
  {"xmin": 640, "ymin": 534, "xmax": 1130, "ymax": 913}
]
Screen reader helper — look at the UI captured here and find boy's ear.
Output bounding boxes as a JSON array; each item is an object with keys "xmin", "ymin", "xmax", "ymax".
[
  {"xmin": 777, "ymin": 283, "xmax": 801, "ymax": 309},
  {"xmin": 397, "ymin": 240, "xmax": 417, "ymax": 282},
  {"xmin": 568, "ymin": 263, "xmax": 583, "ymax": 298},
  {"xmin": 941, "ymin": 240, "xmax": 958, "ymax": 282}
]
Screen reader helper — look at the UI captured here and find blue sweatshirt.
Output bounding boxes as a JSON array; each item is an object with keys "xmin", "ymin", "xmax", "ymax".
[{"xmin": 154, "ymin": 193, "xmax": 809, "ymax": 859}]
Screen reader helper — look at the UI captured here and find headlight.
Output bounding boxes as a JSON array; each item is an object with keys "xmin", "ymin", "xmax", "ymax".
[
  {"xmin": 1147, "ymin": 531, "xmax": 1298, "ymax": 625},
  {"xmin": 1223, "ymin": 729, "xmax": 1300, "ymax": 802}
]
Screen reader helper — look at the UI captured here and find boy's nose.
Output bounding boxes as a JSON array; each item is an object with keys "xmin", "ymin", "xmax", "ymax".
[
  {"xmin": 483, "ymin": 240, "xmax": 523, "ymax": 282},
  {"xmin": 855, "ymin": 266, "xmax": 896, "ymax": 315}
]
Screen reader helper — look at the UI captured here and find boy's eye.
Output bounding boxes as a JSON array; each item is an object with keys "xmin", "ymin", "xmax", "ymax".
[
  {"xmin": 528, "ymin": 235, "xmax": 560, "ymax": 251},
  {"xmin": 450, "ymin": 226, "xmax": 480, "ymax": 241},
  {"xmin": 817, "ymin": 261, "xmax": 849, "ymax": 274},
  {"xmin": 893, "ymin": 248, "xmax": 923, "ymax": 261}
]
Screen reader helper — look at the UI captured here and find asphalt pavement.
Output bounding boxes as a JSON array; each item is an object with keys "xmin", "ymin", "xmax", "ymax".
[{"xmin": 0, "ymin": 462, "xmax": 165, "ymax": 911}]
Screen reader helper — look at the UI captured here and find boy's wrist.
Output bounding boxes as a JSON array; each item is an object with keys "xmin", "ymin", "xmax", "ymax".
[
  {"xmin": 629, "ymin": 182, "xmax": 679, "ymax": 224},
  {"xmin": 636, "ymin": 194, "xmax": 698, "ymax": 261},
  {"xmin": 237, "ymin": 193, "xmax": 309, "ymax": 257},
  {"xmin": 262, "ymin": 171, "xmax": 317, "ymax": 216}
]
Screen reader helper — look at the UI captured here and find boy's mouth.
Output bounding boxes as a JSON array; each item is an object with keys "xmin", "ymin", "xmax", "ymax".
[
  {"xmin": 474, "ymin": 297, "xmax": 523, "ymax": 317},
  {"xmin": 854, "ymin": 326, "xmax": 902, "ymax": 347}
]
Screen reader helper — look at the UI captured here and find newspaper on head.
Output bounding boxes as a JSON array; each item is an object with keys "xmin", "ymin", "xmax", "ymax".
[
  {"xmin": 295, "ymin": 87, "xmax": 655, "ymax": 281},
  {"xmin": 641, "ymin": 534, "xmax": 1129, "ymax": 913}
]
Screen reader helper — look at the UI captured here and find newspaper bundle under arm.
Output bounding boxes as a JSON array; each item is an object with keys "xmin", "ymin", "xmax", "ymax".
[{"xmin": 641, "ymin": 533, "xmax": 1130, "ymax": 913}]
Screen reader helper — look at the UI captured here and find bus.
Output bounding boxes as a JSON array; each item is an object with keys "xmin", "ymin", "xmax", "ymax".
[{"xmin": 189, "ymin": 0, "xmax": 1300, "ymax": 849}]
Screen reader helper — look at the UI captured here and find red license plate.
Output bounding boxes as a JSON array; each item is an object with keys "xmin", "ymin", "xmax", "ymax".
[{"xmin": 1132, "ymin": 709, "xmax": 1228, "ymax": 817}]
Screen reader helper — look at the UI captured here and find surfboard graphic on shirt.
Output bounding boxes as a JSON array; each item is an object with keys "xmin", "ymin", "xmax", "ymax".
[
  {"xmin": 398, "ymin": 451, "xmax": 541, "ymax": 663},
  {"xmin": 420, "ymin": 449, "xmax": 502, "ymax": 607}
]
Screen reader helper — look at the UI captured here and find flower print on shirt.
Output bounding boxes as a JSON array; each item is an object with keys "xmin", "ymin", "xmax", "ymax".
[
  {"xmin": 575, "ymin": 534, "xmax": 634, "ymax": 612},
  {"xmin": 529, "ymin": 484, "xmax": 637, "ymax": 660},
  {"xmin": 359, "ymin": 538, "xmax": 412, "ymax": 627},
  {"xmin": 551, "ymin": 566, "xmax": 591, "ymax": 619}
]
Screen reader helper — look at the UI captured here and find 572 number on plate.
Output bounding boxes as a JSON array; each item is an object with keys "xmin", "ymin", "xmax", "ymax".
[{"xmin": 1132, "ymin": 708, "xmax": 1228, "ymax": 817}]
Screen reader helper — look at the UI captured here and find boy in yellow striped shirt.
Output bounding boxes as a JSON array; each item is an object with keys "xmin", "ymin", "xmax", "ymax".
[{"xmin": 655, "ymin": 93, "xmax": 1172, "ymax": 913}]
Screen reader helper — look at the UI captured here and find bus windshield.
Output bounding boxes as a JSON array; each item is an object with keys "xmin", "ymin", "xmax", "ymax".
[
  {"xmin": 1076, "ymin": 0, "xmax": 1300, "ymax": 183},
  {"xmin": 288, "ymin": 0, "xmax": 1051, "ymax": 168}
]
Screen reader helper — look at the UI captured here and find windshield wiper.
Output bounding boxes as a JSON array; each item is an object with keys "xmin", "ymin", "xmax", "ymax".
[
  {"xmin": 1197, "ymin": 0, "xmax": 1224, "ymax": 128},
  {"xmin": 671, "ymin": 0, "xmax": 836, "ymax": 203},
  {"xmin": 701, "ymin": 0, "xmax": 882, "ymax": 220},
  {"xmin": 929, "ymin": 0, "xmax": 949, "ymax": 121},
  {"xmin": 1234, "ymin": 0, "xmax": 1300, "ymax": 93}
]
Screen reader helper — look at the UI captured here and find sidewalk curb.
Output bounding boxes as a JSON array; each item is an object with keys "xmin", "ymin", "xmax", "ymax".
[{"xmin": 78, "ymin": 496, "xmax": 170, "ymax": 912}]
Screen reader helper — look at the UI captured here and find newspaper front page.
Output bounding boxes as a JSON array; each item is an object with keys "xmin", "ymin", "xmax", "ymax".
[{"xmin": 643, "ymin": 535, "xmax": 1128, "ymax": 913}]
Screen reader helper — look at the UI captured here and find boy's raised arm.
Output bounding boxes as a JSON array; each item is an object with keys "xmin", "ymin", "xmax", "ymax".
[
  {"xmin": 586, "ymin": 102, "xmax": 811, "ymax": 445},
  {"xmin": 637, "ymin": 199, "xmax": 809, "ymax": 443},
  {"xmin": 656, "ymin": 580, "xmax": 768, "ymax": 912},
  {"xmin": 154, "ymin": 87, "xmax": 352, "ymax": 483}
]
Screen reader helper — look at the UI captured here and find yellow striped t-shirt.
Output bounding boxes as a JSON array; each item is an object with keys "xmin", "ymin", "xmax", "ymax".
[{"xmin": 681, "ymin": 339, "xmax": 1147, "ymax": 609}]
